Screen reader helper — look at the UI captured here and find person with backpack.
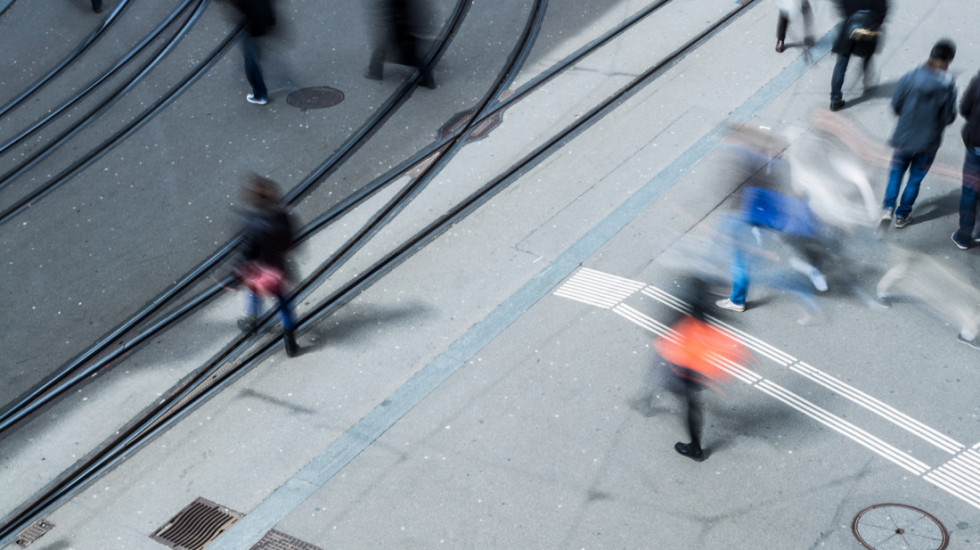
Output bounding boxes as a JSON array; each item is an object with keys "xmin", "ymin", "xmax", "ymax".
[
  {"xmin": 881, "ymin": 40, "xmax": 958, "ymax": 229},
  {"xmin": 829, "ymin": 0, "xmax": 888, "ymax": 111},
  {"xmin": 953, "ymin": 68, "xmax": 980, "ymax": 249},
  {"xmin": 234, "ymin": 175, "xmax": 300, "ymax": 357}
]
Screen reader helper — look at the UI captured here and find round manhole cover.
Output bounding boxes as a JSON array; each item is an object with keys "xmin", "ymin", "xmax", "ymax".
[
  {"xmin": 852, "ymin": 503, "xmax": 948, "ymax": 549},
  {"xmin": 285, "ymin": 87, "xmax": 344, "ymax": 110}
]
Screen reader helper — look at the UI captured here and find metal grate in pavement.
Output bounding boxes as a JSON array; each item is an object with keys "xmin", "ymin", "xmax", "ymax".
[
  {"xmin": 249, "ymin": 529, "xmax": 324, "ymax": 550},
  {"xmin": 15, "ymin": 519, "xmax": 53, "ymax": 547},
  {"xmin": 151, "ymin": 497, "xmax": 243, "ymax": 550}
]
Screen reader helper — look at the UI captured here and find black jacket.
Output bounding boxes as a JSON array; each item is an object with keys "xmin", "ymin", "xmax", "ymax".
[
  {"xmin": 961, "ymin": 72, "xmax": 980, "ymax": 149},
  {"xmin": 233, "ymin": 0, "xmax": 276, "ymax": 37},
  {"xmin": 832, "ymin": 0, "xmax": 888, "ymax": 57},
  {"xmin": 238, "ymin": 207, "xmax": 294, "ymax": 273}
]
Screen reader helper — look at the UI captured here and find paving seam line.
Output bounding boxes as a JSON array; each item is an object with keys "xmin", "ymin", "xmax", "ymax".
[{"xmin": 207, "ymin": 29, "xmax": 836, "ymax": 550}]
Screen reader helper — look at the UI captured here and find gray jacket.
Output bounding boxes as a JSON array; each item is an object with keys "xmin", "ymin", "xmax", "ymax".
[{"xmin": 889, "ymin": 65, "xmax": 958, "ymax": 153}]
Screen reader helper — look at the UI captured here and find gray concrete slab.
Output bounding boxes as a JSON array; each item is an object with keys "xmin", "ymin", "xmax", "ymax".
[{"xmin": 2, "ymin": 0, "xmax": 979, "ymax": 549}]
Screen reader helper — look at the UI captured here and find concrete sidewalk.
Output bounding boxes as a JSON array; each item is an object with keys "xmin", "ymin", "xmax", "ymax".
[{"xmin": 3, "ymin": 0, "xmax": 979, "ymax": 548}]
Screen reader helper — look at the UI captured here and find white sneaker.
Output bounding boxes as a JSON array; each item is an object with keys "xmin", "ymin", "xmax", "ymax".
[
  {"xmin": 716, "ymin": 298, "xmax": 745, "ymax": 312},
  {"xmin": 809, "ymin": 269, "xmax": 828, "ymax": 292},
  {"xmin": 247, "ymin": 93, "xmax": 268, "ymax": 105}
]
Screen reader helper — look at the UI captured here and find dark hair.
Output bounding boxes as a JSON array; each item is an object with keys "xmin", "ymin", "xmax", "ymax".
[
  {"xmin": 930, "ymin": 39, "xmax": 956, "ymax": 62},
  {"xmin": 244, "ymin": 174, "xmax": 281, "ymax": 208}
]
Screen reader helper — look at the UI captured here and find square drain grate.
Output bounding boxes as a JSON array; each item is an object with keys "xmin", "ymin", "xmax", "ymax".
[
  {"xmin": 16, "ymin": 519, "xmax": 54, "ymax": 547},
  {"xmin": 151, "ymin": 497, "xmax": 242, "ymax": 550},
  {"xmin": 250, "ymin": 529, "xmax": 324, "ymax": 550}
]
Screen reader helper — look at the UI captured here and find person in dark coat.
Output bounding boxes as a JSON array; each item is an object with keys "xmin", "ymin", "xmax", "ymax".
[
  {"xmin": 365, "ymin": 0, "xmax": 436, "ymax": 89},
  {"xmin": 231, "ymin": 0, "xmax": 277, "ymax": 104},
  {"xmin": 829, "ymin": 0, "xmax": 888, "ymax": 111},
  {"xmin": 235, "ymin": 175, "xmax": 299, "ymax": 357},
  {"xmin": 953, "ymin": 69, "xmax": 980, "ymax": 249},
  {"xmin": 881, "ymin": 40, "xmax": 957, "ymax": 229}
]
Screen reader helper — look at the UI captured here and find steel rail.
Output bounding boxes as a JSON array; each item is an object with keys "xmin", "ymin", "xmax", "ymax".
[
  {"xmin": 0, "ymin": 0, "xmax": 199, "ymax": 157},
  {"xmin": 0, "ymin": 0, "xmax": 134, "ymax": 119}
]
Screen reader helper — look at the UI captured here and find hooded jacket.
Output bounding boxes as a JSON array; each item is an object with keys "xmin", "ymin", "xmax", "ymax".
[
  {"xmin": 961, "ymin": 71, "xmax": 980, "ymax": 149},
  {"xmin": 889, "ymin": 64, "xmax": 958, "ymax": 153}
]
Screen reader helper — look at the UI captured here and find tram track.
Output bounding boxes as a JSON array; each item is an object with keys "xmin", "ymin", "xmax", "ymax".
[{"xmin": 0, "ymin": 0, "xmax": 763, "ymax": 542}]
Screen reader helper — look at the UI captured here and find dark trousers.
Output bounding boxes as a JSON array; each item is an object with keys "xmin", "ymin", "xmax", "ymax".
[
  {"xmin": 956, "ymin": 147, "xmax": 980, "ymax": 242},
  {"xmin": 677, "ymin": 375, "xmax": 703, "ymax": 448},
  {"xmin": 777, "ymin": 0, "xmax": 813, "ymax": 42},
  {"xmin": 831, "ymin": 54, "xmax": 871, "ymax": 104},
  {"xmin": 243, "ymin": 35, "xmax": 267, "ymax": 100}
]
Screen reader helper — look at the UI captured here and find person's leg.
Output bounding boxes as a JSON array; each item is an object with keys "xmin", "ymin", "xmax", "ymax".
[
  {"xmin": 955, "ymin": 147, "xmax": 980, "ymax": 244},
  {"xmin": 830, "ymin": 54, "xmax": 850, "ymax": 108},
  {"xmin": 674, "ymin": 377, "xmax": 705, "ymax": 461},
  {"xmin": 276, "ymin": 292, "xmax": 299, "ymax": 356},
  {"xmin": 883, "ymin": 150, "xmax": 912, "ymax": 212},
  {"xmin": 776, "ymin": 9, "xmax": 789, "ymax": 52},
  {"xmin": 896, "ymin": 151, "xmax": 935, "ymax": 219},
  {"xmin": 730, "ymin": 246, "xmax": 749, "ymax": 306},
  {"xmin": 239, "ymin": 292, "xmax": 262, "ymax": 332},
  {"xmin": 242, "ymin": 36, "xmax": 268, "ymax": 102},
  {"xmin": 91, "ymin": 0, "xmax": 103, "ymax": 13},
  {"xmin": 800, "ymin": 0, "xmax": 814, "ymax": 46}
]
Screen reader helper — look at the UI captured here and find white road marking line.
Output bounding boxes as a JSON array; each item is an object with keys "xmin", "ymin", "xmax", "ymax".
[
  {"xmin": 554, "ymin": 267, "xmax": 645, "ymax": 308},
  {"xmin": 789, "ymin": 362, "xmax": 964, "ymax": 454}
]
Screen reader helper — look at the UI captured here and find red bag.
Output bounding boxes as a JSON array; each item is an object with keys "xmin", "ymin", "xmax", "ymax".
[{"xmin": 239, "ymin": 261, "xmax": 284, "ymax": 297}]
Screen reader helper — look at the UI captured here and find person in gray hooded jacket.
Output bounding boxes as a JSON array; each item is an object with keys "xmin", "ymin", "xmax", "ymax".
[{"xmin": 881, "ymin": 39, "xmax": 958, "ymax": 228}]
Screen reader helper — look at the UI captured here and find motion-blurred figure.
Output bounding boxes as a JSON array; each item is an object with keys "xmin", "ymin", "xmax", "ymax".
[
  {"xmin": 654, "ymin": 277, "xmax": 750, "ymax": 462},
  {"xmin": 876, "ymin": 246, "xmax": 980, "ymax": 350},
  {"xmin": 775, "ymin": 0, "xmax": 813, "ymax": 53},
  {"xmin": 953, "ymin": 67, "xmax": 980, "ymax": 249},
  {"xmin": 881, "ymin": 39, "xmax": 957, "ymax": 229},
  {"xmin": 234, "ymin": 175, "xmax": 299, "ymax": 357},
  {"xmin": 715, "ymin": 126, "xmax": 826, "ymax": 319},
  {"xmin": 829, "ymin": 0, "xmax": 888, "ymax": 111},
  {"xmin": 91, "ymin": 0, "xmax": 103, "ymax": 13},
  {"xmin": 365, "ymin": 0, "xmax": 436, "ymax": 89},
  {"xmin": 231, "ymin": 0, "xmax": 277, "ymax": 105}
]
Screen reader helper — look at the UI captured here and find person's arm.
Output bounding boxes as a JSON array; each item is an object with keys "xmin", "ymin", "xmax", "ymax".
[
  {"xmin": 945, "ymin": 84, "xmax": 959, "ymax": 126},
  {"xmin": 961, "ymin": 76, "xmax": 978, "ymax": 120},
  {"xmin": 891, "ymin": 73, "xmax": 909, "ymax": 116}
]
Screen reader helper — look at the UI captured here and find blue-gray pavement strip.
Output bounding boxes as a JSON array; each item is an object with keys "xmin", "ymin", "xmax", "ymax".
[{"xmin": 208, "ymin": 29, "xmax": 837, "ymax": 550}]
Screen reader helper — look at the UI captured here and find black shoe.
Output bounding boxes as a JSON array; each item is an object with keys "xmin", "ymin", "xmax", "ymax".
[
  {"xmin": 775, "ymin": 40, "xmax": 785, "ymax": 53},
  {"xmin": 284, "ymin": 331, "xmax": 300, "ymax": 357},
  {"xmin": 804, "ymin": 36, "xmax": 815, "ymax": 48},
  {"xmin": 674, "ymin": 442, "xmax": 706, "ymax": 462},
  {"xmin": 238, "ymin": 316, "xmax": 257, "ymax": 334},
  {"xmin": 830, "ymin": 100, "xmax": 845, "ymax": 112}
]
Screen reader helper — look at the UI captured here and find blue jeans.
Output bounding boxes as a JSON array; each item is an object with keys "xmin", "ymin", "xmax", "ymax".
[
  {"xmin": 955, "ymin": 147, "xmax": 980, "ymax": 242},
  {"xmin": 830, "ymin": 54, "xmax": 870, "ymax": 104},
  {"xmin": 883, "ymin": 150, "xmax": 935, "ymax": 218},
  {"xmin": 247, "ymin": 292, "xmax": 295, "ymax": 332},
  {"xmin": 243, "ymin": 36, "xmax": 267, "ymax": 100}
]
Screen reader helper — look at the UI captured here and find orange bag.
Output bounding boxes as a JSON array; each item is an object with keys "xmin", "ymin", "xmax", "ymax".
[{"xmin": 654, "ymin": 316, "xmax": 748, "ymax": 384}]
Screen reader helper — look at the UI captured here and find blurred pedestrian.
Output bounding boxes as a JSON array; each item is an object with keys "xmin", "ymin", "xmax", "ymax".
[
  {"xmin": 829, "ymin": 0, "xmax": 888, "ymax": 111},
  {"xmin": 881, "ymin": 39, "xmax": 957, "ymax": 229},
  {"xmin": 231, "ymin": 0, "xmax": 277, "ymax": 105},
  {"xmin": 365, "ymin": 0, "xmax": 436, "ymax": 89},
  {"xmin": 91, "ymin": 0, "xmax": 103, "ymax": 13},
  {"xmin": 953, "ymin": 68, "xmax": 980, "ymax": 249},
  {"xmin": 234, "ymin": 175, "xmax": 299, "ymax": 357},
  {"xmin": 654, "ymin": 277, "xmax": 750, "ymax": 461},
  {"xmin": 775, "ymin": 0, "xmax": 814, "ymax": 53}
]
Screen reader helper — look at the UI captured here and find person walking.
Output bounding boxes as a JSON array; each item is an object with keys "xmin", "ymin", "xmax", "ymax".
[
  {"xmin": 654, "ymin": 277, "xmax": 750, "ymax": 462},
  {"xmin": 775, "ymin": 0, "xmax": 814, "ymax": 53},
  {"xmin": 881, "ymin": 40, "xmax": 958, "ymax": 229},
  {"xmin": 952, "ymin": 68, "xmax": 980, "ymax": 249},
  {"xmin": 829, "ymin": 0, "xmax": 888, "ymax": 111},
  {"xmin": 365, "ymin": 0, "xmax": 436, "ymax": 89},
  {"xmin": 234, "ymin": 175, "xmax": 300, "ymax": 357},
  {"xmin": 232, "ymin": 0, "xmax": 277, "ymax": 105}
]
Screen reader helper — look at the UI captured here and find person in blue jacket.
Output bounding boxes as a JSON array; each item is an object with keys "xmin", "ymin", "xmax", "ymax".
[
  {"xmin": 881, "ymin": 40, "xmax": 958, "ymax": 229},
  {"xmin": 952, "ymin": 69, "xmax": 980, "ymax": 249}
]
